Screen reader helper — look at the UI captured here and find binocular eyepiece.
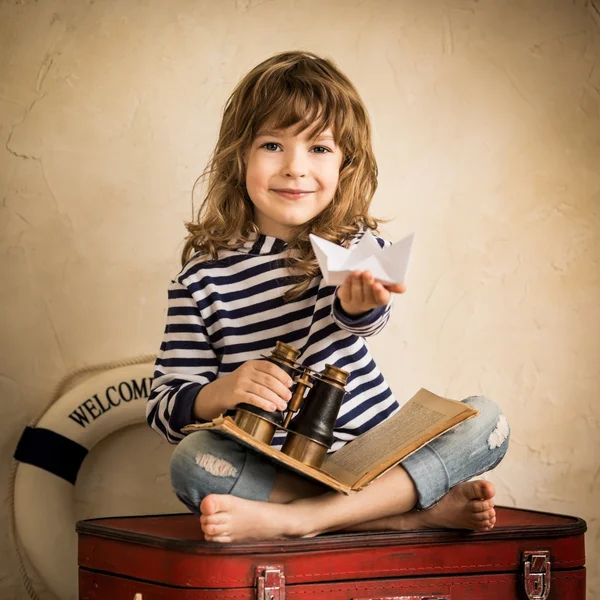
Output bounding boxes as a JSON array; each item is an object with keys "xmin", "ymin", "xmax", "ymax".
[{"xmin": 234, "ymin": 341, "xmax": 349, "ymax": 469}]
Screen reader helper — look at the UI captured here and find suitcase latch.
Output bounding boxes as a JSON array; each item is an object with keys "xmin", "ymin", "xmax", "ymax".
[
  {"xmin": 523, "ymin": 550, "xmax": 551, "ymax": 600},
  {"xmin": 256, "ymin": 565, "xmax": 285, "ymax": 600}
]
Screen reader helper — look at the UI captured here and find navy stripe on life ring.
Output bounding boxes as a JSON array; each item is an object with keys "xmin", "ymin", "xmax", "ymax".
[{"xmin": 14, "ymin": 427, "xmax": 88, "ymax": 485}]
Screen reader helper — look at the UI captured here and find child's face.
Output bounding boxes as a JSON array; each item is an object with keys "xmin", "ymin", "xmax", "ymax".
[{"xmin": 244, "ymin": 125, "xmax": 343, "ymax": 240}]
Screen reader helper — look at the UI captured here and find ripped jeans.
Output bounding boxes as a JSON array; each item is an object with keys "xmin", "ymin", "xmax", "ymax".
[{"xmin": 170, "ymin": 395, "xmax": 510, "ymax": 514}]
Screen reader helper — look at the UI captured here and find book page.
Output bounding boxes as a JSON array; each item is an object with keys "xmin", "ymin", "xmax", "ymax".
[{"xmin": 322, "ymin": 388, "xmax": 476, "ymax": 488}]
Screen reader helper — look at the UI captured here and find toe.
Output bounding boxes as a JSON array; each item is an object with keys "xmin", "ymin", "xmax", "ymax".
[
  {"xmin": 472, "ymin": 479, "xmax": 496, "ymax": 500},
  {"xmin": 470, "ymin": 498, "xmax": 494, "ymax": 513},
  {"xmin": 201, "ymin": 493, "xmax": 235, "ymax": 516},
  {"xmin": 201, "ymin": 513, "xmax": 229, "ymax": 526},
  {"xmin": 473, "ymin": 511, "xmax": 492, "ymax": 522},
  {"xmin": 200, "ymin": 495, "xmax": 218, "ymax": 516},
  {"xmin": 203, "ymin": 521, "xmax": 229, "ymax": 537},
  {"xmin": 476, "ymin": 518, "xmax": 493, "ymax": 531}
]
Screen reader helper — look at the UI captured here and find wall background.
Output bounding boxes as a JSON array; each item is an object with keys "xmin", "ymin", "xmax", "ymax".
[{"xmin": 1, "ymin": 0, "xmax": 598, "ymax": 598}]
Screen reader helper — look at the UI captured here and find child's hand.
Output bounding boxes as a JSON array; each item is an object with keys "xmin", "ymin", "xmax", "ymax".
[
  {"xmin": 218, "ymin": 360, "xmax": 294, "ymax": 413},
  {"xmin": 193, "ymin": 360, "xmax": 294, "ymax": 421},
  {"xmin": 337, "ymin": 270, "xmax": 407, "ymax": 316}
]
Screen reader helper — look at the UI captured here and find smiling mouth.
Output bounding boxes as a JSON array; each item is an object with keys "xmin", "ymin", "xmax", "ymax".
[{"xmin": 272, "ymin": 190, "xmax": 314, "ymax": 198}]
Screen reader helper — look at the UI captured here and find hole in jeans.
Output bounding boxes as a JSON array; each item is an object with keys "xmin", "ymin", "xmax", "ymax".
[
  {"xmin": 488, "ymin": 414, "xmax": 509, "ymax": 449},
  {"xmin": 195, "ymin": 453, "xmax": 238, "ymax": 477}
]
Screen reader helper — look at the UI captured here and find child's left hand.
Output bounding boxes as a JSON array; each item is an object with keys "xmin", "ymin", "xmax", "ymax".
[{"xmin": 337, "ymin": 270, "xmax": 407, "ymax": 317}]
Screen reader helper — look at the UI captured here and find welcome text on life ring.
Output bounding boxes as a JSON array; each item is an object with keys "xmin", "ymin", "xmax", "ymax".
[{"xmin": 68, "ymin": 377, "xmax": 151, "ymax": 428}]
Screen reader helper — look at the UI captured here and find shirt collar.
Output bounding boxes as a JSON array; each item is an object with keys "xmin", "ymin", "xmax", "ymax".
[{"xmin": 237, "ymin": 232, "xmax": 289, "ymax": 255}]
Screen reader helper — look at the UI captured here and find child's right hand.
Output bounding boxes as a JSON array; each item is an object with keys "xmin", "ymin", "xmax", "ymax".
[
  {"xmin": 221, "ymin": 360, "xmax": 294, "ymax": 413},
  {"xmin": 193, "ymin": 360, "xmax": 294, "ymax": 421}
]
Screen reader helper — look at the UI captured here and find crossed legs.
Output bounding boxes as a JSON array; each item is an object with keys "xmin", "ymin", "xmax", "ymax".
[{"xmin": 171, "ymin": 396, "xmax": 509, "ymax": 542}]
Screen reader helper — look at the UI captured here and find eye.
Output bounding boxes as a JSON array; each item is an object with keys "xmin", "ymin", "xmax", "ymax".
[
  {"xmin": 260, "ymin": 142, "xmax": 281, "ymax": 151},
  {"xmin": 312, "ymin": 146, "xmax": 332, "ymax": 154}
]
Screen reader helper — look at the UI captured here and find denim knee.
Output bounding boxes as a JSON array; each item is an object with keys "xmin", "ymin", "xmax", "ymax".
[
  {"xmin": 401, "ymin": 395, "xmax": 510, "ymax": 509},
  {"xmin": 461, "ymin": 395, "xmax": 510, "ymax": 467},
  {"xmin": 170, "ymin": 430, "xmax": 276, "ymax": 514}
]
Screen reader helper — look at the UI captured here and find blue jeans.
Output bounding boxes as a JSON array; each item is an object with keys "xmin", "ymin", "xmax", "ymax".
[{"xmin": 170, "ymin": 395, "xmax": 509, "ymax": 513}]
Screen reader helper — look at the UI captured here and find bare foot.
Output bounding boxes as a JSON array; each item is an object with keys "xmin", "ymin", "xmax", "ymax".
[
  {"xmin": 200, "ymin": 494, "xmax": 309, "ymax": 543},
  {"xmin": 200, "ymin": 480, "xmax": 496, "ymax": 543},
  {"xmin": 394, "ymin": 480, "xmax": 497, "ymax": 532}
]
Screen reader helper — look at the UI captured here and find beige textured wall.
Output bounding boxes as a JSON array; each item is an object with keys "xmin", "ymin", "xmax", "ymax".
[{"xmin": 1, "ymin": 0, "xmax": 599, "ymax": 598}]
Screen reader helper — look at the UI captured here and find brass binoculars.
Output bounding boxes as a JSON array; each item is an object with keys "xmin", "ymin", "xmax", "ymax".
[{"xmin": 234, "ymin": 341, "xmax": 350, "ymax": 469}]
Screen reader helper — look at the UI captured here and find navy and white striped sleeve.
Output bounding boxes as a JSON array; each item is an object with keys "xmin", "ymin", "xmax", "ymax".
[
  {"xmin": 146, "ymin": 278, "xmax": 219, "ymax": 444},
  {"xmin": 331, "ymin": 296, "xmax": 392, "ymax": 336},
  {"xmin": 330, "ymin": 232, "xmax": 393, "ymax": 336}
]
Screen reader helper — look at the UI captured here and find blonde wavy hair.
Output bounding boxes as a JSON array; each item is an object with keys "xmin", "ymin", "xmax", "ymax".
[{"xmin": 182, "ymin": 50, "xmax": 387, "ymax": 302}]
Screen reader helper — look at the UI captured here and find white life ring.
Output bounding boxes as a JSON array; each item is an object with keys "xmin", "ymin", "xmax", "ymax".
[{"xmin": 12, "ymin": 361, "xmax": 155, "ymax": 600}]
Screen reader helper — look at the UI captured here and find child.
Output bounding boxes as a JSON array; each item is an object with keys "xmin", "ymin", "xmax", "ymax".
[{"xmin": 147, "ymin": 50, "xmax": 510, "ymax": 543}]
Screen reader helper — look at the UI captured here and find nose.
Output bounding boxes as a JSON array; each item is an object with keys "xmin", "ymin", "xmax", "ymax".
[{"xmin": 282, "ymin": 147, "xmax": 308, "ymax": 178}]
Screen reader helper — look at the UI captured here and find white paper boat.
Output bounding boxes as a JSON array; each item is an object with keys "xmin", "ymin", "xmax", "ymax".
[{"xmin": 309, "ymin": 230, "xmax": 415, "ymax": 286}]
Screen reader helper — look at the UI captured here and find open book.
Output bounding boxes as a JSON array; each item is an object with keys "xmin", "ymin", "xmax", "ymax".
[{"xmin": 181, "ymin": 388, "xmax": 478, "ymax": 494}]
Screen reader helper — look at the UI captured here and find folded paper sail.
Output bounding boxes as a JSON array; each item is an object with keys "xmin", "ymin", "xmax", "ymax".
[{"xmin": 309, "ymin": 230, "xmax": 415, "ymax": 286}]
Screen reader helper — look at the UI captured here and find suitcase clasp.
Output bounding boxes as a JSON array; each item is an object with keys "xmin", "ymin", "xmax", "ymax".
[
  {"xmin": 523, "ymin": 550, "xmax": 551, "ymax": 600},
  {"xmin": 256, "ymin": 565, "xmax": 285, "ymax": 600}
]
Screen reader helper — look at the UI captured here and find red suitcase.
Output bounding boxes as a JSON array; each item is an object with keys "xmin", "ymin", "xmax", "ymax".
[{"xmin": 77, "ymin": 506, "xmax": 586, "ymax": 599}]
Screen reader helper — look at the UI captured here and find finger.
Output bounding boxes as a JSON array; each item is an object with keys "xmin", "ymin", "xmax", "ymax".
[
  {"xmin": 244, "ymin": 389, "xmax": 285, "ymax": 412},
  {"xmin": 371, "ymin": 280, "xmax": 390, "ymax": 305},
  {"xmin": 337, "ymin": 280, "xmax": 352, "ymax": 302},
  {"xmin": 341, "ymin": 273, "xmax": 355, "ymax": 303},
  {"xmin": 343, "ymin": 272, "xmax": 356, "ymax": 287},
  {"xmin": 361, "ymin": 272, "xmax": 378, "ymax": 305},
  {"xmin": 251, "ymin": 372, "xmax": 293, "ymax": 403},
  {"xmin": 382, "ymin": 282, "xmax": 407, "ymax": 294},
  {"xmin": 368, "ymin": 280, "xmax": 384, "ymax": 305},
  {"xmin": 351, "ymin": 271, "xmax": 364, "ymax": 303},
  {"xmin": 255, "ymin": 361, "xmax": 295, "ymax": 388},
  {"xmin": 249, "ymin": 382, "xmax": 289, "ymax": 411},
  {"xmin": 337, "ymin": 278, "xmax": 352, "ymax": 304},
  {"xmin": 360, "ymin": 271, "xmax": 382, "ymax": 306}
]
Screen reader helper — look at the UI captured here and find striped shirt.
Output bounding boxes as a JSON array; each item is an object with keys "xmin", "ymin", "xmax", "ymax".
[{"xmin": 146, "ymin": 231, "xmax": 399, "ymax": 450}]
